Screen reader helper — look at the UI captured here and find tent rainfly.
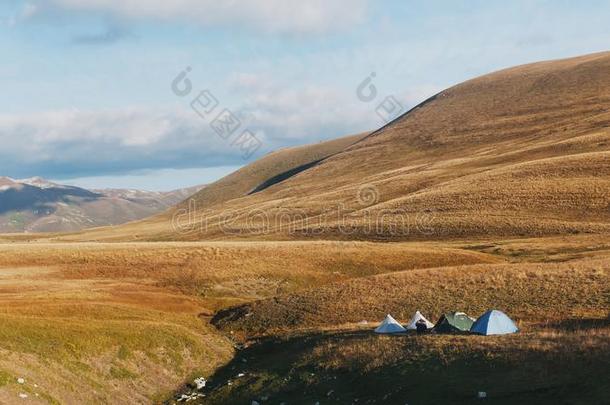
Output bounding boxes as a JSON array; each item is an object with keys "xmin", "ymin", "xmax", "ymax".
[
  {"xmin": 374, "ymin": 314, "xmax": 407, "ymax": 334},
  {"xmin": 470, "ymin": 310, "xmax": 518, "ymax": 335},
  {"xmin": 406, "ymin": 311, "xmax": 434, "ymax": 330},
  {"xmin": 433, "ymin": 312, "xmax": 475, "ymax": 333}
]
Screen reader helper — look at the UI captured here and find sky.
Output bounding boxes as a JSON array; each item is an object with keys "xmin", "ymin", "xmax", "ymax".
[{"xmin": 1, "ymin": 0, "xmax": 610, "ymax": 191}]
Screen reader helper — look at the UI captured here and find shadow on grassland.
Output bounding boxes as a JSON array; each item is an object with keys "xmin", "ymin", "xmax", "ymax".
[{"xmin": 189, "ymin": 321, "xmax": 610, "ymax": 405}]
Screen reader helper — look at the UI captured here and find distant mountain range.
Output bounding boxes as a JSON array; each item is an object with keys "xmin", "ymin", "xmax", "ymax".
[{"xmin": 0, "ymin": 177, "xmax": 204, "ymax": 233}]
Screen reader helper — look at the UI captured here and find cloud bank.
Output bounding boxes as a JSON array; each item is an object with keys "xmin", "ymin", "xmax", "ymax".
[
  {"xmin": 36, "ymin": 0, "xmax": 369, "ymax": 34},
  {"xmin": 0, "ymin": 77, "xmax": 401, "ymax": 178}
]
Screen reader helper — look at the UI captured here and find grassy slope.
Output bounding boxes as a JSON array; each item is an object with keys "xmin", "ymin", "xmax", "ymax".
[
  {"xmin": 0, "ymin": 241, "xmax": 498, "ymax": 403},
  {"xmin": 202, "ymin": 237, "xmax": 610, "ymax": 405},
  {"xmin": 48, "ymin": 132, "xmax": 367, "ymax": 242},
  {"xmin": 196, "ymin": 320, "xmax": 610, "ymax": 405},
  {"xmin": 1, "ymin": 52, "xmax": 610, "ymax": 404},
  {"xmin": 20, "ymin": 52, "xmax": 610, "ymax": 242},
  {"xmin": 213, "ymin": 256, "xmax": 610, "ymax": 337}
]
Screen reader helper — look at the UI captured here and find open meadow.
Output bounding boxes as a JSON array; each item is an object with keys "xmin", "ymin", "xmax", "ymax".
[
  {"xmin": 2, "ymin": 47, "xmax": 610, "ymax": 404},
  {"xmin": 0, "ymin": 235, "xmax": 607, "ymax": 404}
]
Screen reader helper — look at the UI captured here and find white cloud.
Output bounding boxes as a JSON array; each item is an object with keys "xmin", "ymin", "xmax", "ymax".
[
  {"xmin": 43, "ymin": 0, "xmax": 369, "ymax": 34},
  {"xmin": 0, "ymin": 92, "xmax": 371, "ymax": 178},
  {"xmin": 7, "ymin": 2, "xmax": 40, "ymax": 27}
]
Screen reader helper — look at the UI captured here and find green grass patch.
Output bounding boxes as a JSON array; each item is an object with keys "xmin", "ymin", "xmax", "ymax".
[
  {"xmin": 0, "ymin": 369, "xmax": 12, "ymax": 387},
  {"xmin": 109, "ymin": 365, "xmax": 137, "ymax": 380}
]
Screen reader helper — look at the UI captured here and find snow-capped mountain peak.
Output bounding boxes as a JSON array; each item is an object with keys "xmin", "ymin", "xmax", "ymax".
[{"xmin": 17, "ymin": 177, "xmax": 61, "ymax": 189}]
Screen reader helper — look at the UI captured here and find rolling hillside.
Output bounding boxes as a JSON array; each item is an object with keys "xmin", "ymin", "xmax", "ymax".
[
  {"xmin": 61, "ymin": 51, "xmax": 610, "ymax": 242},
  {"xmin": 0, "ymin": 52, "xmax": 609, "ymax": 404}
]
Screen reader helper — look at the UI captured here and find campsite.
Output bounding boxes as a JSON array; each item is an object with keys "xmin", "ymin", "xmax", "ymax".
[
  {"xmin": 2, "ymin": 2, "xmax": 610, "ymax": 404},
  {"xmin": 374, "ymin": 310, "xmax": 518, "ymax": 336}
]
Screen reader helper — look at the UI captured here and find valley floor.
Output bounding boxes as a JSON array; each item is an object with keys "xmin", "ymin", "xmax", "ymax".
[{"xmin": 0, "ymin": 235, "xmax": 607, "ymax": 404}]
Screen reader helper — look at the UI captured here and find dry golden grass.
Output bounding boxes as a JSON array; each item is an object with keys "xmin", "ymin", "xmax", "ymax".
[
  {"xmin": 213, "ymin": 255, "xmax": 610, "ymax": 337},
  {"xmin": 1, "ymin": 52, "xmax": 610, "ymax": 404},
  {"xmin": 0, "ymin": 237, "xmax": 606, "ymax": 403},
  {"xmin": 0, "ymin": 261, "xmax": 234, "ymax": 403},
  {"xmin": 0, "ymin": 241, "xmax": 500, "ymax": 308},
  {"xmin": 0, "ymin": 240, "xmax": 500, "ymax": 403},
  {"xmin": 197, "ymin": 319, "xmax": 610, "ymax": 405},
  {"xmin": 52, "ymin": 51, "xmax": 610, "ymax": 242}
]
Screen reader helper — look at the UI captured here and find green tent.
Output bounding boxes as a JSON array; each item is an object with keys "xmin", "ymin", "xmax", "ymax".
[{"xmin": 433, "ymin": 312, "xmax": 475, "ymax": 333}]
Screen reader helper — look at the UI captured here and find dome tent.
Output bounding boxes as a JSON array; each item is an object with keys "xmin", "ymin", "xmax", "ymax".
[
  {"xmin": 470, "ymin": 310, "xmax": 518, "ymax": 335},
  {"xmin": 374, "ymin": 314, "xmax": 406, "ymax": 334},
  {"xmin": 406, "ymin": 311, "xmax": 434, "ymax": 330},
  {"xmin": 433, "ymin": 312, "xmax": 475, "ymax": 333}
]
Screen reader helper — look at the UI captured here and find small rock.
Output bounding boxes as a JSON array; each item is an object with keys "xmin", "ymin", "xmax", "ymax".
[
  {"xmin": 194, "ymin": 377, "xmax": 207, "ymax": 390},
  {"xmin": 251, "ymin": 401, "xmax": 260, "ymax": 405},
  {"xmin": 17, "ymin": 378, "xmax": 25, "ymax": 384},
  {"xmin": 261, "ymin": 396, "xmax": 269, "ymax": 401},
  {"xmin": 327, "ymin": 390, "xmax": 334, "ymax": 397},
  {"xmin": 237, "ymin": 372, "xmax": 245, "ymax": 378},
  {"xmin": 19, "ymin": 393, "xmax": 28, "ymax": 399},
  {"xmin": 242, "ymin": 358, "xmax": 248, "ymax": 363},
  {"xmin": 478, "ymin": 392, "xmax": 487, "ymax": 399}
]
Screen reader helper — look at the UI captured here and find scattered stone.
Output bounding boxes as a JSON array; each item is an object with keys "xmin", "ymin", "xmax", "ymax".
[
  {"xmin": 241, "ymin": 358, "xmax": 248, "ymax": 363},
  {"xmin": 261, "ymin": 396, "xmax": 269, "ymax": 401},
  {"xmin": 251, "ymin": 401, "xmax": 260, "ymax": 405},
  {"xmin": 19, "ymin": 393, "xmax": 28, "ymax": 399},
  {"xmin": 327, "ymin": 390, "xmax": 334, "ymax": 397},
  {"xmin": 237, "ymin": 372, "xmax": 245, "ymax": 378},
  {"xmin": 478, "ymin": 392, "xmax": 487, "ymax": 399},
  {"xmin": 177, "ymin": 394, "xmax": 190, "ymax": 402},
  {"xmin": 17, "ymin": 378, "xmax": 25, "ymax": 384}
]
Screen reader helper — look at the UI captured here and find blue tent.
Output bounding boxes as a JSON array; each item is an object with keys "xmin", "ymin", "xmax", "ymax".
[{"xmin": 470, "ymin": 310, "xmax": 518, "ymax": 335}]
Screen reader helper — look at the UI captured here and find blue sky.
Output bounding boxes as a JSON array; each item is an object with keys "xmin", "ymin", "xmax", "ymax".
[{"xmin": 1, "ymin": 0, "xmax": 609, "ymax": 190}]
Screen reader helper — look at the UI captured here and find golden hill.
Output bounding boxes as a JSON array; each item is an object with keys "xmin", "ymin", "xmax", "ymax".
[{"xmin": 58, "ymin": 51, "xmax": 610, "ymax": 242}]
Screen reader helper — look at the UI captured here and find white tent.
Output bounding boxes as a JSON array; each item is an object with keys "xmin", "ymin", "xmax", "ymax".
[
  {"xmin": 374, "ymin": 314, "xmax": 406, "ymax": 334},
  {"xmin": 405, "ymin": 311, "xmax": 434, "ymax": 330}
]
